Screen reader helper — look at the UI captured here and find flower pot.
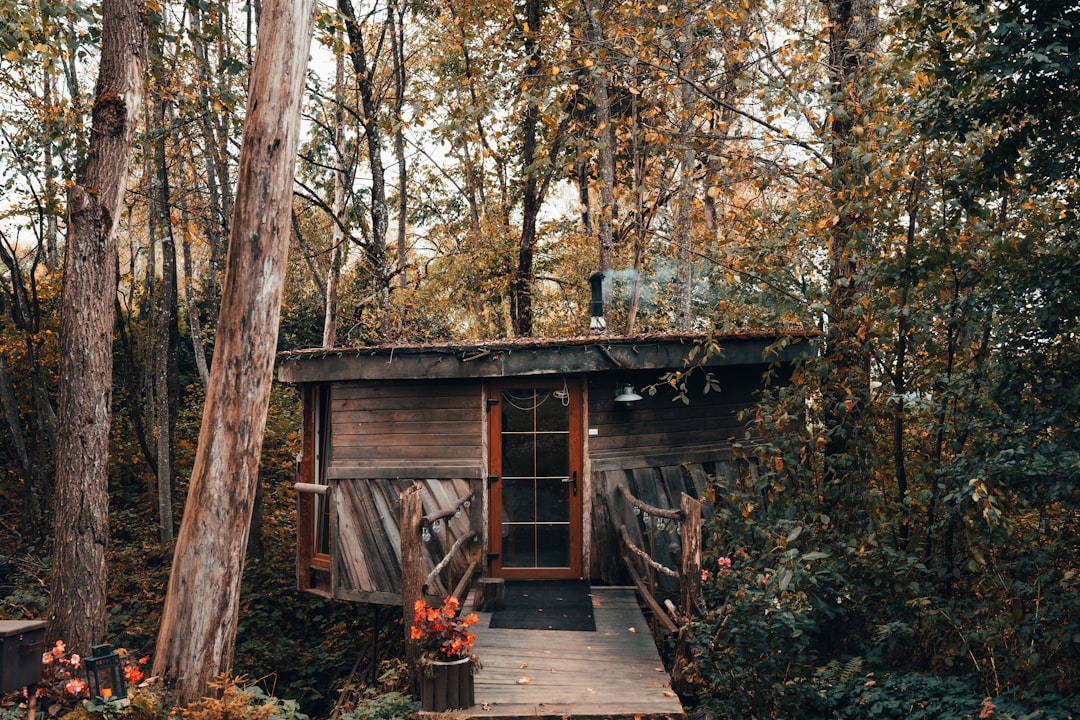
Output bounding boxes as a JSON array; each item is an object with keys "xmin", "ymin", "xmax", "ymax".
[{"xmin": 420, "ymin": 656, "xmax": 474, "ymax": 712}]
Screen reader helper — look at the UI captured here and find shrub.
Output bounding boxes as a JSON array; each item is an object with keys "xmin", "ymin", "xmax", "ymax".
[
  {"xmin": 179, "ymin": 675, "xmax": 308, "ymax": 720},
  {"xmin": 332, "ymin": 660, "xmax": 419, "ymax": 720},
  {"xmin": 803, "ymin": 670, "xmax": 1080, "ymax": 720}
]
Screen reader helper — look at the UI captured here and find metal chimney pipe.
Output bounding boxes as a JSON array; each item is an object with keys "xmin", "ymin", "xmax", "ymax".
[{"xmin": 589, "ymin": 271, "xmax": 607, "ymax": 334}]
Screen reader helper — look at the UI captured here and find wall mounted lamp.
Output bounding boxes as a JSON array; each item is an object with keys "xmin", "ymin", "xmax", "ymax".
[{"xmin": 614, "ymin": 384, "xmax": 643, "ymax": 406}]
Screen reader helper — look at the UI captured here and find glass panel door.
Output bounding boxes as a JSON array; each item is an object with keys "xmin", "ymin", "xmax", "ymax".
[{"xmin": 489, "ymin": 381, "xmax": 582, "ymax": 578}]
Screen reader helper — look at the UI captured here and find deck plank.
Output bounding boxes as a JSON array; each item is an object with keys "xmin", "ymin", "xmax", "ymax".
[{"xmin": 425, "ymin": 586, "xmax": 685, "ymax": 719}]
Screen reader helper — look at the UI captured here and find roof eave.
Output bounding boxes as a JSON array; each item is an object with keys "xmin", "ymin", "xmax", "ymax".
[{"xmin": 276, "ymin": 332, "xmax": 817, "ymax": 384}]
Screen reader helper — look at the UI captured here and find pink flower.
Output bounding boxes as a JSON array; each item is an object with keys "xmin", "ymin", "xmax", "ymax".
[
  {"xmin": 42, "ymin": 651, "xmax": 54, "ymax": 666},
  {"xmin": 52, "ymin": 640, "xmax": 66, "ymax": 656},
  {"xmin": 70, "ymin": 653, "xmax": 81, "ymax": 668},
  {"xmin": 701, "ymin": 569, "xmax": 710, "ymax": 581},
  {"xmin": 717, "ymin": 557, "xmax": 732, "ymax": 572},
  {"xmin": 979, "ymin": 697, "xmax": 996, "ymax": 719},
  {"xmin": 64, "ymin": 678, "xmax": 88, "ymax": 696}
]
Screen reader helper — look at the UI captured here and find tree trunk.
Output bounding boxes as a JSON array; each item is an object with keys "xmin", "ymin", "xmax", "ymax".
[
  {"xmin": 179, "ymin": 201, "xmax": 211, "ymax": 386},
  {"xmin": 511, "ymin": 0, "xmax": 542, "ymax": 337},
  {"xmin": 48, "ymin": 0, "xmax": 146, "ymax": 654},
  {"xmin": 151, "ymin": 93, "xmax": 180, "ymax": 547},
  {"xmin": 584, "ymin": 0, "xmax": 615, "ymax": 305},
  {"xmin": 673, "ymin": 47, "xmax": 697, "ymax": 332},
  {"xmin": 821, "ymin": 0, "xmax": 878, "ymax": 532},
  {"xmin": 339, "ymin": 0, "xmax": 391, "ymax": 339},
  {"xmin": 625, "ymin": 61, "xmax": 646, "ymax": 336},
  {"xmin": 152, "ymin": 0, "xmax": 314, "ymax": 704},
  {"xmin": 323, "ymin": 39, "xmax": 346, "ymax": 349},
  {"xmin": 391, "ymin": 1, "xmax": 408, "ymax": 337}
]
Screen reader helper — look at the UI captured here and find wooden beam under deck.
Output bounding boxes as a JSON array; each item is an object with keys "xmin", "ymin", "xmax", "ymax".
[{"xmin": 425, "ymin": 586, "xmax": 685, "ymax": 719}]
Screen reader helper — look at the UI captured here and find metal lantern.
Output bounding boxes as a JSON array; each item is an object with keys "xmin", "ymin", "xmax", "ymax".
[{"xmin": 84, "ymin": 644, "xmax": 126, "ymax": 702}]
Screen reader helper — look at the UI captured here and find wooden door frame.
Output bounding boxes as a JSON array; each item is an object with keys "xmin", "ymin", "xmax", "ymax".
[{"xmin": 486, "ymin": 377, "xmax": 584, "ymax": 579}]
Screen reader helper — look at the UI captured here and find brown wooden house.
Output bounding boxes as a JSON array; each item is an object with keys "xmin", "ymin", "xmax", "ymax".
[{"xmin": 277, "ymin": 331, "xmax": 812, "ymax": 606}]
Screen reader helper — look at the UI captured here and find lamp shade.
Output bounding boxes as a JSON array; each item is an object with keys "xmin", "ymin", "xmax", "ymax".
[{"xmin": 614, "ymin": 384, "xmax": 643, "ymax": 403}]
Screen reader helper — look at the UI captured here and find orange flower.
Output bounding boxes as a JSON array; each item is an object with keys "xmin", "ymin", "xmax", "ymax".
[
  {"xmin": 410, "ymin": 595, "xmax": 479, "ymax": 661},
  {"xmin": 124, "ymin": 663, "xmax": 144, "ymax": 684}
]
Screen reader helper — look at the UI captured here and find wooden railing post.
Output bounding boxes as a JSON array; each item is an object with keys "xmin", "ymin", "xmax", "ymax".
[
  {"xmin": 400, "ymin": 484, "xmax": 423, "ymax": 666},
  {"xmin": 679, "ymin": 492, "xmax": 702, "ymax": 618}
]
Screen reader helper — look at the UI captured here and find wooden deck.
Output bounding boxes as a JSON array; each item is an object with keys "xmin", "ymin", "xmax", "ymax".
[{"xmin": 427, "ymin": 586, "xmax": 685, "ymax": 719}]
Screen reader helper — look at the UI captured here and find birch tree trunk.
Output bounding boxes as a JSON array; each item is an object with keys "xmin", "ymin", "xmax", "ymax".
[
  {"xmin": 48, "ymin": 0, "xmax": 146, "ymax": 654},
  {"xmin": 152, "ymin": 0, "xmax": 315, "ymax": 703}
]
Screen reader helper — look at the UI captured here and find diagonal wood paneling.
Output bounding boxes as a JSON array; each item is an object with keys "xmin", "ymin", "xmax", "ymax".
[{"xmin": 330, "ymin": 477, "xmax": 481, "ymax": 605}]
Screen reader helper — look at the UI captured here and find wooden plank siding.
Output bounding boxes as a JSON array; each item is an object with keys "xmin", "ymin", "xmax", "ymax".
[
  {"xmin": 586, "ymin": 365, "xmax": 771, "ymax": 471},
  {"xmin": 327, "ymin": 380, "xmax": 485, "ymax": 479}
]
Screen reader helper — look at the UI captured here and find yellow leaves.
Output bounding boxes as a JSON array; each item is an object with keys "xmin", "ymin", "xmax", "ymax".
[
  {"xmin": 551, "ymin": 66, "xmax": 560, "ymax": 76},
  {"xmin": 817, "ymin": 215, "xmax": 840, "ymax": 230}
]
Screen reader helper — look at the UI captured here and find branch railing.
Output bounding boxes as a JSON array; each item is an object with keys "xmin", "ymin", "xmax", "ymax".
[
  {"xmin": 616, "ymin": 483, "xmax": 701, "ymax": 633},
  {"xmin": 400, "ymin": 484, "xmax": 481, "ymax": 663}
]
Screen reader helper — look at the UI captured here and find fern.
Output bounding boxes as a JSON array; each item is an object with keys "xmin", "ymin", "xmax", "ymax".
[{"xmin": 816, "ymin": 656, "xmax": 863, "ymax": 685}]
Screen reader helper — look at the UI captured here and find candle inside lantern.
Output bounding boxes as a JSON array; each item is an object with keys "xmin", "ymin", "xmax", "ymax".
[{"xmin": 101, "ymin": 688, "xmax": 113, "ymax": 698}]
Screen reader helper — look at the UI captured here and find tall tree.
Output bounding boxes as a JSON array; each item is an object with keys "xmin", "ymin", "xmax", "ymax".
[
  {"xmin": 582, "ymin": 0, "xmax": 615, "ymax": 298},
  {"xmin": 152, "ymin": 0, "xmax": 315, "ymax": 703},
  {"xmin": 48, "ymin": 0, "xmax": 146, "ymax": 653},
  {"xmin": 339, "ymin": 0, "xmax": 392, "ymax": 339},
  {"xmin": 147, "ymin": 8, "xmax": 181, "ymax": 546},
  {"xmin": 820, "ymin": 0, "xmax": 879, "ymax": 529},
  {"xmin": 323, "ymin": 34, "xmax": 347, "ymax": 349},
  {"xmin": 510, "ymin": 0, "xmax": 569, "ymax": 336}
]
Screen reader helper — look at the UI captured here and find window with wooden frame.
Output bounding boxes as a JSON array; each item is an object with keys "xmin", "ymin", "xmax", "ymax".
[{"xmin": 297, "ymin": 384, "xmax": 331, "ymax": 594}]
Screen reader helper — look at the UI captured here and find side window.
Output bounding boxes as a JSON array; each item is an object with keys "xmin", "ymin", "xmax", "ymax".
[{"xmin": 314, "ymin": 384, "xmax": 331, "ymax": 558}]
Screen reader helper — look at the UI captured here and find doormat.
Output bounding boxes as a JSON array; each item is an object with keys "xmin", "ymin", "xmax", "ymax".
[{"xmin": 488, "ymin": 580, "xmax": 596, "ymax": 631}]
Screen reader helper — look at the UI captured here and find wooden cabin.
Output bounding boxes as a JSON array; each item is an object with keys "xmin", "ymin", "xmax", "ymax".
[{"xmin": 276, "ymin": 331, "xmax": 812, "ymax": 606}]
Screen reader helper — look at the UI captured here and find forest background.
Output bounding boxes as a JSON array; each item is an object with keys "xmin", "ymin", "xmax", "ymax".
[{"xmin": 0, "ymin": 0, "xmax": 1078, "ymax": 717}]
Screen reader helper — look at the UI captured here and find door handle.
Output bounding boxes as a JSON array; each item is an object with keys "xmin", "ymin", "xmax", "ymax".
[{"xmin": 561, "ymin": 471, "xmax": 578, "ymax": 496}]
